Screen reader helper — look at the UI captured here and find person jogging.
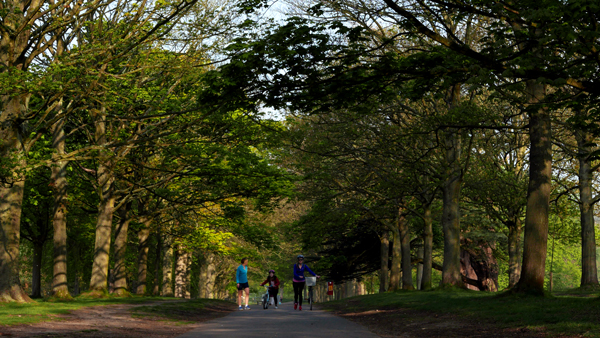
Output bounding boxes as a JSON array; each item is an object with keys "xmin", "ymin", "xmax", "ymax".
[
  {"xmin": 292, "ymin": 254, "xmax": 319, "ymax": 311},
  {"xmin": 236, "ymin": 257, "xmax": 250, "ymax": 310},
  {"xmin": 260, "ymin": 269, "xmax": 280, "ymax": 309}
]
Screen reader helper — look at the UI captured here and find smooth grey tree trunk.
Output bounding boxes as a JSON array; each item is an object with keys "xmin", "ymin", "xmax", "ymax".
[
  {"xmin": 153, "ymin": 232, "xmax": 161, "ymax": 295},
  {"xmin": 389, "ymin": 225, "xmax": 402, "ymax": 291},
  {"xmin": 50, "ymin": 111, "xmax": 70, "ymax": 298},
  {"xmin": 185, "ymin": 252, "xmax": 192, "ymax": 299},
  {"xmin": 206, "ymin": 253, "xmax": 216, "ymax": 298},
  {"xmin": 379, "ymin": 232, "xmax": 389, "ymax": 293},
  {"xmin": 50, "ymin": 35, "xmax": 70, "ymax": 299},
  {"xmin": 441, "ymin": 85, "xmax": 465, "ymax": 288},
  {"xmin": 441, "ymin": 131, "xmax": 464, "ymax": 288},
  {"xmin": 514, "ymin": 81, "xmax": 551, "ymax": 295},
  {"xmin": 576, "ymin": 127, "xmax": 599, "ymax": 287},
  {"xmin": 417, "ymin": 244, "xmax": 424, "ymax": 290},
  {"xmin": 399, "ymin": 213, "xmax": 414, "ymax": 290},
  {"xmin": 161, "ymin": 234, "xmax": 174, "ymax": 296},
  {"xmin": 422, "ymin": 204, "xmax": 434, "ymax": 290},
  {"xmin": 198, "ymin": 255, "xmax": 208, "ymax": 298},
  {"xmin": 136, "ymin": 219, "xmax": 152, "ymax": 295},
  {"xmin": 112, "ymin": 203, "xmax": 131, "ymax": 296},
  {"xmin": 175, "ymin": 246, "xmax": 189, "ymax": 298},
  {"xmin": 90, "ymin": 107, "xmax": 116, "ymax": 292}
]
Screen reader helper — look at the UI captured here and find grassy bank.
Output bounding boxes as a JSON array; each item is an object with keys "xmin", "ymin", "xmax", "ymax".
[
  {"xmin": 131, "ymin": 299, "xmax": 236, "ymax": 324},
  {"xmin": 319, "ymin": 290, "xmax": 600, "ymax": 337},
  {"xmin": 0, "ymin": 295, "xmax": 189, "ymax": 326}
]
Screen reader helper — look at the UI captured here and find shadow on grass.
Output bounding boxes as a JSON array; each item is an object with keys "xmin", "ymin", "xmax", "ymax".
[
  {"xmin": 0, "ymin": 295, "xmax": 181, "ymax": 326},
  {"xmin": 320, "ymin": 289, "xmax": 600, "ymax": 338},
  {"xmin": 130, "ymin": 299, "xmax": 236, "ymax": 325}
]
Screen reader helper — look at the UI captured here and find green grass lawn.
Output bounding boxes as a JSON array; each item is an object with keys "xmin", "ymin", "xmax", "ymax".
[
  {"xmin": 320, "ymin": 290, "xmax": 600, "ymax": 337},
  {"xmin": 0, "ymin": 295, "xmax": 174, "ymax": 326},
  {"xmin": 131, "ymin": 299, "xmax": 235, "ymax": 324}
]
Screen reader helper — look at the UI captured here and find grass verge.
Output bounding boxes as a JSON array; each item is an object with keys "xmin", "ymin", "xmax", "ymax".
[
  {"xmin": 130, "ymin": 299, "xmax": 236, "ymax": 324},
  {"xmin": 0, "ymin": 295, "xmax": 174, "ymax": 326},
  {"xmin": 319, "ymin": 289, "xmax": 600, "ymax": 338}
]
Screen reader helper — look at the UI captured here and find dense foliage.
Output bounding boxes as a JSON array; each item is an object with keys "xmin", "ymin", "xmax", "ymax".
[{"xmin": 2, "ymin": 0, "xmax": 600, "ymax": 304}]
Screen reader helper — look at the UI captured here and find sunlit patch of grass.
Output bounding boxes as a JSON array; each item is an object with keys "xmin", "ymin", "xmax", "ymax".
[
  {"xmin": 320, "ymin": 289, "xmax": 600, "ymax": 338},
  {"xmin": 0, "ymin": 295, "xmax": 175, "ymax": 326}
]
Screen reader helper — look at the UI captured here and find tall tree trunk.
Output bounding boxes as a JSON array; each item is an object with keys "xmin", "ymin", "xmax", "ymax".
[
  {"xmin": 135, "ymin": 219, "xmax": 152, "ymax": 295},
  {"xmin": 514, "ymin": 81, "xmax": 551, "ymax": 295},
  {"xmin": 112, "ymin": 203, "xmax": 131, "ymax": 296},
  {"xmin": 576, "ymin": 127, "xmax": 599, "ymax": 288},
  {"xmin": 31, "ymin": 241, "xmax": 44, "ymax": 298},
  {"xmin": 441, "ymin": 128, "xmax": 464, "ymax": 288},
  {"xmin": 417, "ymin": 243, "xmax": 424, "ymax": 290},
  {"xmin": 441, "ymin": 162, "xmax": 463, "ymax": 287},
  {"xmin": 0, "ymin": 178, "xmax": 28, "ymax": 302},
  {"xmin": 175, "ymin": 245, "xmax": 188, "ymax": 298},
  {"xmin": 507, "ymin": 217, "xmax": 522, "ymax": 288},
  {"xmin": 161, "ymin": 235, "xmax": 174, "ymax": 296},
  {"xmin": 441, "ymin": 84, "xmax": 465, "ymax": 288},
  {"xmin": 90, "ymin": 169, "xmax": 115, "ymax": 291},
  {"xmin": 50, "ymin": 35, "xmax": 70, "ymax": 299},
  {"xmin": 389, "ymin": 225, "xmax": 402, "ymax": 291},
  {"xmin": 0, "ymin": 179, "xmax": 27, "ymax": 303},
  {"xmin": 206, "ymin": 253, "xmax": 216, "ymax": 299},
  {"xmin": 0, "ymin": 96, "xmax": 31, "ymax": 302},
  {"xmin": 153, "ymin": 233, "xmax": 161, "ymax": 296},
  {"xmin": 185, "ymin": 252, "xmax": 192, "ymax": 299},
  {"xmin": 379, "ymin": 231, "xmax": 389, "ymax": 293},
  {"xmin": 198, "ymin": 255, "xmax": 208, "ymax": 298},
  {"xmin": 50, "ymin": 114, "xmax": 70, "ymax": 298},
  {"xmin": 0, "ymin": 0, "xmax": 33, "ymax": 304},
  {"xmin": 422, "ymin": 204, "xmax": 434, "ymax": 290},
  {"xmin": 399, "ymin": 212, "xmax": 414, "ymax": 290},
  {"xmin": 90, "ymin": 107, "xmax": 115, "ymax": 292}
]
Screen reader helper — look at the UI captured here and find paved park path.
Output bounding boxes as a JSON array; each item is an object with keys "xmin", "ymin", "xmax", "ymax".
[{"xmin": 177, "ymin": 302, "xmax": 380, "ymax": 338}]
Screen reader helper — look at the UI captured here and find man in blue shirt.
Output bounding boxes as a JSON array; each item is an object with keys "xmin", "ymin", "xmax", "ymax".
[{"xmin": 236, "ymin": 257, "xmax": 250, "ymax": 310}]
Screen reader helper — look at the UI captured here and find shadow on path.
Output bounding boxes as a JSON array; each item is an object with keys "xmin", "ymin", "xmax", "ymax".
[{"xmin": 177, "ymin": 302, "xmax": 380, "ymax": 338}]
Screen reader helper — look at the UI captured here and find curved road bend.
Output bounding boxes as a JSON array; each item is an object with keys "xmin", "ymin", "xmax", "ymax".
[{"xmin": 177, "ymin": 302, "xmax": 379, "ymax": 338}]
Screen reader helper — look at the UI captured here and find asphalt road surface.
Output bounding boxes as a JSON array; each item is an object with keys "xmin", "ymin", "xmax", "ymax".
[{"xmin": 177, "ymin": 302, "xmax": 379, "ymax": 338}]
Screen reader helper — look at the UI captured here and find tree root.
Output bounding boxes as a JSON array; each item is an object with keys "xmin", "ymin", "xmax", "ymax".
[{"xmin": 0, "ymin": 285, "xmax": 33, "ymax": 303}]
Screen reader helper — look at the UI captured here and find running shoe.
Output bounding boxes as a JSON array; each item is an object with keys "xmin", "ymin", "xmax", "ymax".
[
  {"xmin": 245, "ymin": 305, "xmax": 251, "ymax": 310},
  {"xmin": 299, "ymin": 305, "xmax": 302, "ymax": 311},
  {"xmin": 275, "ymin": 306, "xmax": 278, "ymax": 309},
  {"xmin": 294, "ymin": 303, "xmax": 298, "ymax": 310},
  {"xmin": 238, "ymin": 306, "xmax": 243, "ymax": 311}
]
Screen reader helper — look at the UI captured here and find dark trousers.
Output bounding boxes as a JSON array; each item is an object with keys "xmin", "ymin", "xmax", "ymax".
[
  {"xmin": 269, "ymin": 288, "xmax": 279, "ymax": 305},
  {"xmin": 293, "ymin": 281, "xmax": 306, "ymax": 305}
]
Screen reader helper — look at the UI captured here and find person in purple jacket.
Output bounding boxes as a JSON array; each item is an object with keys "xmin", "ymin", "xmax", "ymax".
[{"xmin": 292, "ymin": 254, "xmax": 319, "ymax": 311}]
